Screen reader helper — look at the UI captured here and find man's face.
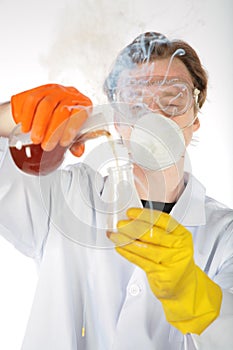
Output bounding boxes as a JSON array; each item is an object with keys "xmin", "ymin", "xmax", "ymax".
[{"xmin": 115, "ymin": 57, "xmax": 200, "ymax": 146}]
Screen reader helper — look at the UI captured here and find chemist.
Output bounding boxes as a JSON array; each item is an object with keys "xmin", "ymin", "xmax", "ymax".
[{"xmin": 0, "ymin": 31, "xmax": 233, "ymax": 350}]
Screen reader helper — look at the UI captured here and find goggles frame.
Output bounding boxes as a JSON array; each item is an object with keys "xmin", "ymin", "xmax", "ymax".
[{"xmin": 113, "ymin": 76, "xmax": 200, "ymax": 117}]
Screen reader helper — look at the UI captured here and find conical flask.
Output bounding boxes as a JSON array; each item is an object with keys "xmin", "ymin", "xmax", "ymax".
[{"xmin": 8, "ymin": 105, "xmax": 112, "ymax": 176}]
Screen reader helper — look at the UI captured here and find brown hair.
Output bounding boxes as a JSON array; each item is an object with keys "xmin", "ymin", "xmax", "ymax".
[{"xmin": 104, "ymin": 32, "xmax": 208, "ymax": 109}]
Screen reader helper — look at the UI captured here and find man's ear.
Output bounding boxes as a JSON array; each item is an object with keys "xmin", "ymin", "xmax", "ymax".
[{"xmin": 193, "ymin": 116, "xmax": 200, "ymax": 132}]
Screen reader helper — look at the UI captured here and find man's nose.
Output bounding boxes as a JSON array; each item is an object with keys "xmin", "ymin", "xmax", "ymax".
[{"xmin": 146, "ymin": 96, "xmax": 162, "ymax": 113}]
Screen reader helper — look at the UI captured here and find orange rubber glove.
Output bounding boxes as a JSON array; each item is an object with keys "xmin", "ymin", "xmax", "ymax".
[
  {"xmin": 108, "ymin": 208, "xmax": 222, "ymax": 335},
  {"xmin": 11, "ymin": 84, "xmax": 92, "ymax": 152}
]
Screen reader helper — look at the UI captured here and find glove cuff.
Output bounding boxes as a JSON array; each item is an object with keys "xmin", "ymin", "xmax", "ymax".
[
  {"xmin": 160, "ymin": 266, "xmax": 222, "ymax": 335},
  {"xmin": 10, "ymin": 95, "xmax": 19, "ymax": 125}
]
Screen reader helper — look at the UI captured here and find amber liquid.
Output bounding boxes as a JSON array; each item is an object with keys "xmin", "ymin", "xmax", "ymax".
[
  {"xmin": 10, "ymin": 143, "xmax": 66, "ymax": 176},
  {"xmin": 77, "ymin": 129, "xmax": 111, "ymax": 142},
  {"xmin": 9, "ymin": 129, "xmax": 111, "ymax": 176}
]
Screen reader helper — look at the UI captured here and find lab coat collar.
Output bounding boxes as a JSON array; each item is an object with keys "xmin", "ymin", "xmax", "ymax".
[{"xmin": 171, "ymin": 172, "xmax": 206, "ymax": 227}]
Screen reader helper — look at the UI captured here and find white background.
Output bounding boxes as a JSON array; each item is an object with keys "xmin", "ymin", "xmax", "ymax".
[{"xmin": 0, "ymin": 0, "xmax": 232, "ymax": 348}]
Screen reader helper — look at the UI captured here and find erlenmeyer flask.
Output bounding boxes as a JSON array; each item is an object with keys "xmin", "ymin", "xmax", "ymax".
[
  {"xmin": 8, "ymin": 103, "xmax": 185, "ymax": 176},
  {"xmin": 8, "ymin": 105, "xmax": 112, "ymax": 176}
]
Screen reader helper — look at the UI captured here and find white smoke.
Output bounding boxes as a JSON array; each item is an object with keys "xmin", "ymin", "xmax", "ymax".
[
  {"xmin": 0, "ymin": 0, "xmax": 204, "ymax": 101},
  {"xmin": 40, "ymin": 0, "xmax": 202, "ymax": 104},
  {"xmin": 41, "ymin": 0, "xmax": 146, "ymax": 103}
]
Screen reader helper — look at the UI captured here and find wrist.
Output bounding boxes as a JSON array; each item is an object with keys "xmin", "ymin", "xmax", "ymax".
[{"xmin": 0, "ymin": 102, "xmax": 17, "ymax": 137}]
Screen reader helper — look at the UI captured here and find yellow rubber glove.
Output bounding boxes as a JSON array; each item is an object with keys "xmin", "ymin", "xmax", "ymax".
[
  {"xmin": 11, "ymin": 84, "xmax": 92, "ymax": 152},
  {"xmin": 108, "ymin": 207, "xmax": 222, "ymax": 335}
]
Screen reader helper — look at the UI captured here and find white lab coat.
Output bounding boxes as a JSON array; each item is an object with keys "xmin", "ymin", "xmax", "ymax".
[{"xmin": 0, "ymin": 137, "xmax": 233, "ymax": 350}]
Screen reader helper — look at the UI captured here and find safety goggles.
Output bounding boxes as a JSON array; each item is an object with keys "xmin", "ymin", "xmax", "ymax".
[{"xmin": 113, "ymin": 76, "xmax": 200, "ymax": 117}]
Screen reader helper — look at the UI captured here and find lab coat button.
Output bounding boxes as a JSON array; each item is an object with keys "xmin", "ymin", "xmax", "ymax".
[{"xmin": 128, "ymin": 283, "xmax": 141, "ymax": 296}]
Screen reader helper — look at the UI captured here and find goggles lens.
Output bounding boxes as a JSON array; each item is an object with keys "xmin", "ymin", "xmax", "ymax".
[{"xmin": 115, "ymin": 77, "xmax": 195, "ymax": 117}]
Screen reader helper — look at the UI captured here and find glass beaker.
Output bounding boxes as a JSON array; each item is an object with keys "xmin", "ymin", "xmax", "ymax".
[{"xmin": 104, "ymin": 162, "xmax": 142, "ymax": 233}]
